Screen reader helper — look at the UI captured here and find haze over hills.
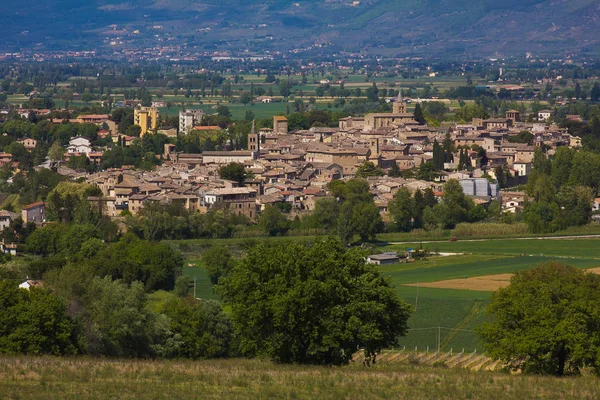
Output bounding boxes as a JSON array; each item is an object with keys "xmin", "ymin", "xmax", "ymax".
[{"xmin": 2, "ymin": 0, "xmax": 600, "ymax": 57}]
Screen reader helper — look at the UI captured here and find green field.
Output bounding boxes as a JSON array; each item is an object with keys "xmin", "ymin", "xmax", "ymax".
[
  {"xmin": 1, "ymin": 356, "xmax": 598, "ymax": 399},
  {"xmin": 173, "ymin": 236, "xmax": 600, "ymax": 354},
  {"xmin": 386, "ymin": 238, "xmax": 600, "ymax": 258},
  {"xmin": 383, "ymin": 237, "xmax": 600, "ymax": 352}
]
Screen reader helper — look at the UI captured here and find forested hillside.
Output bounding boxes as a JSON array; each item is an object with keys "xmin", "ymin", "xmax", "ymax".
[{"xmin": 1, "ymin": 0, "xmax": 599, "ymax": 56}]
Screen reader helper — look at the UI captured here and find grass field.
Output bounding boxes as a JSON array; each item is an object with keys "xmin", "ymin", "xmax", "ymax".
[
  {"xmin": 173, "ymin": 237, "xmax": 600, "ymax": 353},
  {"xmin": 386, "ymin": 238, "xmax": 600, "ymax": 258},
  {"xmin": 382, "ymin": 237, "xmax": 600, "ymax": 351},
  {"xmin": 1, "ymin": 356, "xmax": 598, "ymax": 399}
]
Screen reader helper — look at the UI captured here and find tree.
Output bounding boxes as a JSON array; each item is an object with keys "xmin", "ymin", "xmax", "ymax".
[
  {"xmin": 479, "ymin": 262, "xmax": 600, "ymax": 376},
  {"xmin": 328, "ymin": 179, "xmax": 383, "ymax": 244},
  {"xmin": 432, "ymin": 140, "xmax": 444, "ymax": 170},
  {"xmin": 259, "ymin": 205, "xmax": 289, "ymax": 236},
  {"xmin": 365, "ymin": 82, "xmax": 379, "ymax": 102},
  {"xmin": 174, "ymin": 276, "xmax": 192, "ymax": 297},
  {"xmin": 507, "ymin": 131, "xmax": 533, "ymax": 144},
  {"xmin": 141, "ymin": 91, "xmax": 152, "ymax": 107},
  {"xmin": 216, "ymin": 105, "xmax": 232, "ymax": 118},
  {"xmin": 550, "ymin": 147, "xmax": 574, "ymax": 188},
  {"xmin": 48, "ymin": 141, "xmax": 64, "ymax": 164},
  {"xmin": 239, "ymin": 91, "xmax": 252, "ymax": 105},
  {"xmin": 591, "ymin": 83, "xmax": 600, "ymax": 102},
  {"xmin": 73, "ymin": 276, "xmax": 162, "ymax": 357},
  {"xmin": 0, "ymin": 281, "xmax": 78, "ymax": 355},
  {"xmin": 286, "ymin": 112, "xmax": 310, "ymax": 130},
  {"xmin": 428, "ymin": 179, "xmax": 471, "ymax": 229},
  {"xmin": 413, "ymin": 103, "xmax": 426, "ymax": 125},
  {"xmin": 202, "ymin": 246, "xmax": 235, "ymax": 284},
  {"xmin": 574, "ymin": 82, "xmax": 582, "ymax": 99},
  {"xmin": 305, "ymin": 197, "xmax": 339, "ymax": 231},
  {"xmin": 8, "ymin": 142, "xmax": 33, "ymax": 169},
  {"xmin": 569, "ymin": 151, "xmax": 600, "ymax": 194},
  {"xmin": 495, "ymin": 165, "xmax": 507, "ymax": 188},
  {"xmin": 355, "ymin": 161, "xmax": 384, "ymax": 178},
  {"xmin": 219, "ymin": 238, "xmax": 412, "ymax": 365},
  {"xmin": 278, "ymin": 80, "xmax": 292, "ymax": 98},
  {"xmin": 125, "ymin": 125, "xmax": 142, "ymax": 137},
  {"xmin": 388, "ymin": 162, "xmax": 402, "ymax": 177},
  {"xmin": 422, "ymin": 101, "xmax": 449, "ymax": 120},
  {"xmin": 160, "ymin": 297, "xmax": 233, "ymax": 359},
  {"xmin": 388, "ymin": 187, "xmax": 414, "ymax": 232},
  {"xmin": 218, "ymin": 162, "xmax": 247, "ymax": 185},
  {"xmin": 89, "ymin": 234, "xmax": 183, "ymax": 291}
]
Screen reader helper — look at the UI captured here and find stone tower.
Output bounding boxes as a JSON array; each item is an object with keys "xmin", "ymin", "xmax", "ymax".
[
  {"xmin": 248, "ymin": 120, "xmax": 260, "ymax": 153},
  {"xmin": 393, "ymin": 89, "xmax": 406, "ymax": 114}
]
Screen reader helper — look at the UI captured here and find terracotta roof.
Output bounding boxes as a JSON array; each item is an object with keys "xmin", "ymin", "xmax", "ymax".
[{"xmin": 22, "ymin": 202, "xmax": 45, "ymax": 210}]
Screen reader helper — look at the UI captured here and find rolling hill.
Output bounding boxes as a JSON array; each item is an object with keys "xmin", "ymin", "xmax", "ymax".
[{"xmin": 1, "ymin": 0, "xmax": 599, "ymax": 57}]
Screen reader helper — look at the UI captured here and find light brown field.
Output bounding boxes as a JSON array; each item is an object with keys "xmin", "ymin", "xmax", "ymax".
[
  {"xmin": 406, "ymin": 274, "xmax": 513, "ymax": 292},
  {"xmin": 407, "ymin": 268, "xmax": 600, "ymax": 292}
]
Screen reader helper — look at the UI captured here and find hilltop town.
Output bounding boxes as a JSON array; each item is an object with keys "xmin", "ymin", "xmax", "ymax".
[
  {"xmin": 35, "ymin": 97, "xmax": 573, "ymax": 226},
  {"xmin": 4, "ymin": 1, "xmax": 600, "ymax": 393}
]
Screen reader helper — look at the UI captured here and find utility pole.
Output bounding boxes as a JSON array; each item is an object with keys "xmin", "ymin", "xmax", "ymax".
[{"xmin": 415, "ymin": 283, "xmax": 419, "ymax": 312}]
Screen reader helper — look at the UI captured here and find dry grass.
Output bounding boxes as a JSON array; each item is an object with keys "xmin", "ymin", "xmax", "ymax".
[
  {"xmin": 0, "ymin": 357, "xmax": 599, "ymax": 399},
  {"xmin": 406, "ymin": 274, "xmax": 513, "ymax": 292}
]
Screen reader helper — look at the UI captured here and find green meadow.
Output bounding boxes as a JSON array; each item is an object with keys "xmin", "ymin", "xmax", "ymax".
[{"xmin": 171, "ymin": 236, "xmax": 600, "ymax": 353}]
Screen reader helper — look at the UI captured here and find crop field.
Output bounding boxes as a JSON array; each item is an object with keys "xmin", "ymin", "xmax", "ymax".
[
  {"xmin": 386, "ymin": 237, "xmax": 600, "ymax": 258},
  {"xmin": 408, "ymin": 274, "xmax": 513, "ymax": 292},
  {"xmin": 383, "ymin": 255, "xmax": 600, "ymax": 284},
  {"xmin": 175, "ymin": 237, "xmax": 600, "ymax": 353},
  {"xmin": 1, "ymin": 356, "xmax": 598, "ymax": 399},
  {"xmin": 378, "ymin": 237, "xmax": 600, "ymax": 351},
  {"xmin": 168, "ymin": 236, "xmax": 600, "ymax": 353}
]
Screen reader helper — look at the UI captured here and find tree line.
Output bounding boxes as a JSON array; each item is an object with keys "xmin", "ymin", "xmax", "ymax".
[{"xmin": 0, "ymin": 237, "xmax": 411, "ymax": 365}]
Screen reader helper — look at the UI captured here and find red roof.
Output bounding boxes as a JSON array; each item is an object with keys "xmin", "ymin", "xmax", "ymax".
[
  {"xmin": 193, "ymin": 126, "xmax": 220, "ymax": 131},
  {"xmin": 22, "ymin": 202, "xmax": 45, "ymax": 210}
]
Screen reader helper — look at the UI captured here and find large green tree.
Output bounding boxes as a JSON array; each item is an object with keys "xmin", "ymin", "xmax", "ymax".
[
  {"xmin": 355, "ymin": 161, "xmax": 385, "ymax": 178},
  {"xmin": 220, "ymin": 238, "xmax": 412, "ymax": 365},
  {"xmin": 259, "ymin": 205, "xmax": 290, "ymax": 236},
  {"xmin": 0, "ymin": 281, "xmax": 78, "ymax": 355},
  {"xmin": 218, "ymin": 162, "xmax": 247, "ymax": 185},
  {"xmin": 328, "ymin": 179, "xmax": 383, "ymax": 244},
  {"xmin": 479, "ymin": 262, "xmax": 600, "ymax": 376},
  {"xmin": 202, "ymin": 246, "xmax": 235, "ymax": 284},
  {"xmin": 160, "ymin": 297, "xmax": 233, "ymax": 359},
  {"xmin": 388, "ymin": 187, "xmax": 414, "ymax": 232}
]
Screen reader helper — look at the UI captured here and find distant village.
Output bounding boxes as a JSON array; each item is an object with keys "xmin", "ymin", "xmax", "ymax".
[{"xmin": 1, "ymin": 93, "xmax": 586, "ymax": 231}]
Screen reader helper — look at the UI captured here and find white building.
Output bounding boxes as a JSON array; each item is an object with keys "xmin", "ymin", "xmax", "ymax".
[
  {"xmin": 179, "ymin": 109, "xmax": 204, "ymax": 133},
  {"xmin": 538, "ymin": 109, "xmax": 554, "ymax": 121},
  {"xmin": 18, "ymin": 279, "xmax": 42, "ymax": 290},
  {"xmin": 67, "ymin": 136, "xmax": 93, "ymax": 154},
  {"xmin": 513, "ymin": 162, "xmax": 532, "ymax": 177}
]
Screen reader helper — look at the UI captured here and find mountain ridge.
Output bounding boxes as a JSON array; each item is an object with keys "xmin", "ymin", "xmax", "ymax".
[{"xmin": 1, "ymin": 0, "xmax": 599, "ymax": 57}]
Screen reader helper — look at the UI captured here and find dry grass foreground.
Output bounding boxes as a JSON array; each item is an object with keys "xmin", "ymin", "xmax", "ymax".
[
  {"xmin": 1, "ymin": 357, "xmax": 599, "ymax": 399},
  {"xmin": 407, "ymin": 267, "xmax": 600, "ymax": 292}
]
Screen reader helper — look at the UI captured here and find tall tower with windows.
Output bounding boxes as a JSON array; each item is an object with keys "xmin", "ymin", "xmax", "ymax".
[
  {"xmin": 248, "ymin": 120, "xmax": 260, "ymax": 154},
  {"xmin": 393, "ymin": 89, "xmax": 406, "ymax": 114}
]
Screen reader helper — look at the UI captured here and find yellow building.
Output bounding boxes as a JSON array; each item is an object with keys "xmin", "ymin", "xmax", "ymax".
[{"xmin": 134, "ymin": 106, "xmax": 159, "ymax": 136}]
